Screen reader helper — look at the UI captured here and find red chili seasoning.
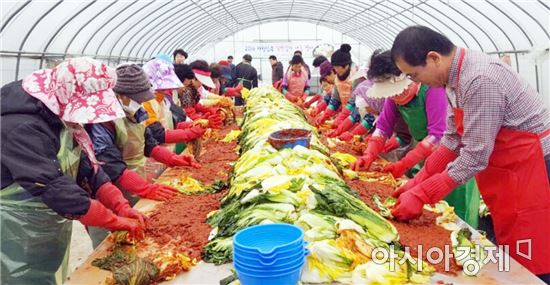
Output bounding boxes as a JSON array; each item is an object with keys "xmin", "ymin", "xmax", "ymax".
[
  {"xmin": 145, "ymin": 191, "xmax": 227, "ymax": 261},
  {"xmin": 349, "ymin": 179, "xmax": 461, "ymax": 275},
  {"xmin": 144, "ymin": 123, "xmax": 240, "ymax": 261}
]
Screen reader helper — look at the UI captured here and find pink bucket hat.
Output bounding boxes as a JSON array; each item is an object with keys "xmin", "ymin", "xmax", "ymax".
[
  {"xmin": 22, "ymin": 57, "xmax": 125, "ymax": 124},
  {"xmin": 143, "ymin": 58, "xmax": 183, "ymax": 91}
]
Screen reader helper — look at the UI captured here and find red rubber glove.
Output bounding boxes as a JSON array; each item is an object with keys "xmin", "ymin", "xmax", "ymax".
[
  {"xmin": 391, "ymin": 171, "xmax": 458, "ymax": 221},
  {"xmin": 176, "ymin": 121, "xmax": 193, "ymax": 130},
  {"xmin": 150, "ymin": 145, "xmax": 201, "ymax": 168},
  {"xmin": 327, "ymin": 117, "xmax": 355, "ymax": 138},
  {"xmin": 206, "ymin": 113, "xmax": 223, "ymax": 129},
  {"xmin": 311, "ymin": 100, "xmax": 328, "ymax": 117},
  {"xmin": 383, "ymin": 139, "xmax": 436, "ymax": 178},
  {"xmin": 165, "ymin": 126, "xmax": 205, "ymax": 143},
  {"xmin": 225, "ymin": 84, "xmax": 243, "ymax": 97},
  {"xmin": 304, "ymin": 94, "xmax": 321, "ymax": 108},
  {"xmin": 351, "ymin": 135, "xmax": 385, "ymax": 171},
  {"xmin": 117, "ymin": 169, "xmax": 179, "ymax": 201},
  {"xmin": 338, "ymin": 123, "xmax": 370, "ymax": 142},
  {"xmin": 392, "ymin": 145, "xmax": 458, "ymax": 198},
  {"xmin": 116, "ymin": 207, "xmax": 144, "ymax": 227},
  {"xmin": 331, "ymin": 108, "xmax": 351, "ymax": 129},
  {"xmin": 171, "ymin": 154, "xmax": 202, "ymax": 168},
  {"xmin": 338, "ymin": 132, "xmax": 354, "ymax": 142},
  {"xmin": 314, "ymin": 108, "xmax": 337, "ymax": 127},
  {"xmin": 207, "ymin": 107, "xmax": 219, "ymax": 116},
  {"xmin": 195, "ymin": 103, "xmax": 217, "ymax": 116},
  {"xmin": 95, "ymin": 182, "xmax": 146, "ymax": 227},
  {"xmin": 184, "ymin": 107, "xmax": 201, "ymax": 120},
  {"xmin": 382, "ymin": 136, "xmax": 401, "ymax": 154},
  {"xmin": 79, "ymin": 200, "xmax": 144, "ymax": 240}
]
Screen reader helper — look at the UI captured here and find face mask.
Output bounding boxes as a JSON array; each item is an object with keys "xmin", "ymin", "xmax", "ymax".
[
  {"xmin": 122, "ymin": 99, "xmax": 142, "ymax": 114},
  {"xmin": 121, "ymin": 99, "xmax": 148, "ymax": 123}
]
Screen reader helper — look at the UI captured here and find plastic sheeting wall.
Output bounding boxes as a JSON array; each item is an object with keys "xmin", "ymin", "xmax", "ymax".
[
  {"xmin": 195, "ymin": 21, "xmax": 373, "ymax": 88},
  {"xmin": 0, "ymin": 0, "xmax": 548, "ymax": 105}
]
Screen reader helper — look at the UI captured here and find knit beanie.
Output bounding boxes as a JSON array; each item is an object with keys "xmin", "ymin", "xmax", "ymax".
[
  {"xmin": 331, "ymin": 44, "xmax": 352, "ymax": 67},
  {"xmin": 319, "ymin": 60, "xmax": 333, "ymax": 81},
  {"xmin": 113, "ymin": 63, "xmax": 154, "ymax": 103}
]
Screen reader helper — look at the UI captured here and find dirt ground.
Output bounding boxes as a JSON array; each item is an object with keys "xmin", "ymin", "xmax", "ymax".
[{"xmin": 68, "ymin": 221, "xmax": 93, "ymax": 276}]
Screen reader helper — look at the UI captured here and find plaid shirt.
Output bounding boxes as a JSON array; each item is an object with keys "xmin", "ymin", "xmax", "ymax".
[{"xmin": 442, "ymin": 49, "xmax": 550, "ymax": 184}]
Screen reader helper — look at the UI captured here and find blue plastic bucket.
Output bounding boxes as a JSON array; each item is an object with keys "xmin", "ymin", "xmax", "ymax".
[
  {"xmin": 234, "ymin": 248, "xmax": 309, "ymax": 269},
  {"xmin": 237, "ymin": 266, "xmax": 303, "ymax": 285},
  {"xmin": 233, "ymin": 260, "xmax": 305, "ymax": 276},
  {"xmin": 235, "ymin": 259, "xmax": 304, "ymax": 285},
  {"xmin": 234, "ymin": 258, "xmax": 304, "ymax": 275},
  {"xmin": 233, "ymin": 224, "xmax": 304, "ymax": 256},
  {"xmin": 233, "ymin": 241, "xmax": 307, "ymax": 263}
]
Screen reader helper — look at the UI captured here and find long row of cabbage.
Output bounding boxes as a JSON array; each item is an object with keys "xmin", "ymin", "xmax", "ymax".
[{"xmin": 203, "ymin": 86, "xmax": 434, "ymax": 284}]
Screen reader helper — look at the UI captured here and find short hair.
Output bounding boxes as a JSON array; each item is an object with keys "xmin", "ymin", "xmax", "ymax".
[
  {"xmin": 173, "ymin": 49, "xmax": 188, "ymax": 60},
  {"xmin": 269, "ymin": 55, "xmax": 277, "ymax": 60},
  {"xmin": 312, "ymin": 55, "xmax": 328, "ymax": 67},
  {"xmin": 391, "ymin": 25, "xmax": 455, "ymax": 66},
  {"xmin": 227, "ymin": 55, "xmax": 234, "ymax": 60},
  {"xmin": 209, "ymin": 63, "xmax": 221, "ymax": 79},
  {"xmin": 243, "ymin": 54, "xmax": 252, "ymax": 62},
  {"xmin": 290, "ymin": 55, "xmax": 305, "ymax": 65},
  {"xmin": 367, "ymin": 49, "xmax": 401, "ymax": 80},
  {"xmin": 294, "ymin": 50, "xmax": 302, "ymax": 56},
  {"xmin": 174, "ymin": 64, "xmax": 195, "ymax": 81},
  {"xmin": 189, "ymin": 59, "xmax": 209, "ymax": 72}
]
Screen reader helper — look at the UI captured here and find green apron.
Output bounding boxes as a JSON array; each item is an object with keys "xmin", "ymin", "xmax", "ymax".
[
  {"xmin": 175, "ymin": 142, "xmax": 186, "ymax": 154},
  {"xmin": 113, "ymin": 117, "xmax": 149, "ymax": 203},
  {"xmin": 114, "ymin": 118, "xmax": 147, "ymax": 178},
  {"xmin": 149, "ymin": 95, "xmax": 177, "ymax": 152},
  {"xmin": 144, "ymin": 98, "xmax": 173, "ymax": 181},
  {"xmin": 89, "ymin": 117, "xmax": 147, "ymax": 249},
  {"xmin": 396, "ymin": 84, "xmax": 428, "ymax": 178},
  {"xmin": 162, "ymin": 96, "xmax": 176, "ymax": 152},
  {"xmin": 396, "ymin": 84, "xmax": 481, "ymax": 228},
  {"xmin": 1, "ymin": 127, "xmax": 80, "ymax": 285},
  {"xmin": 169, "ymin": 89, "xmax": 186, "ymax": 154},
  {"xmin": 444, "ymin": 179, "xmax": 481, "ymax": 228},
  {"xmin": 396, "ymin": 84, "xmax": 429, "ymax": 142}
]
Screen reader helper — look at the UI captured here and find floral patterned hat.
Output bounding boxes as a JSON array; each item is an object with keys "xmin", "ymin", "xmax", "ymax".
[
  {"xmin": 143, "ymin": 58, "xmax": 183, "ymax": 91},
  {"xmin": 22, "ymin": 57, "xmax": 125, "ymax": 124}
]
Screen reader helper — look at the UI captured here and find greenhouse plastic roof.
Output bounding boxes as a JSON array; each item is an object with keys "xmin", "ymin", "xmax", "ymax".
[{"xmin": 1, "ymin": 0, "xmax": 549, "ymax": 71}]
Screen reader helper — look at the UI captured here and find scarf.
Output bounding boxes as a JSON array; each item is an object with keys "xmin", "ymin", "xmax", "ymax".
[{"xmin": 68, "ymin": 124, "xmax": 103, "ymax": 173}]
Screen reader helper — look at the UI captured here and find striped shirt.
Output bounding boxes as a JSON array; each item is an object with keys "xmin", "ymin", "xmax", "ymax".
[{"xmin": 442, "ymin": 48, "xmax": 550, "ymax": 184}]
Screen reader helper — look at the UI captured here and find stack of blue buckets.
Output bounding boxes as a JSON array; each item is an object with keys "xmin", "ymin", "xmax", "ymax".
[{"xmin": 233, "ymin": 224, "xmax": 309, "ymax": 285}]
